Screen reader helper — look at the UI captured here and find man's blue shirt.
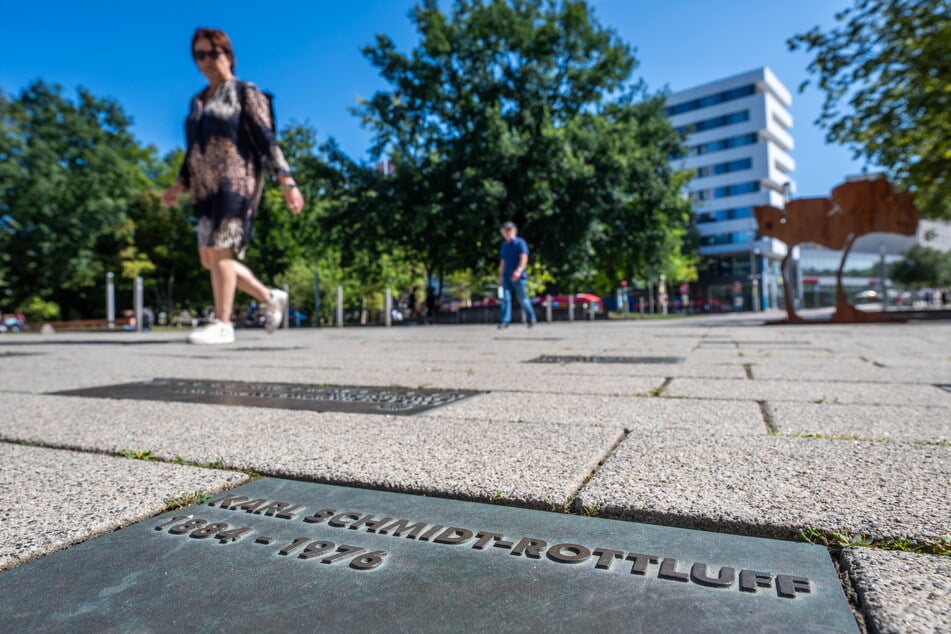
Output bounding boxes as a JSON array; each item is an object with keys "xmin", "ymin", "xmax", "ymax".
[{"xmin": 500, "ymin": 237, "xmax": 529, "ymax": 280}]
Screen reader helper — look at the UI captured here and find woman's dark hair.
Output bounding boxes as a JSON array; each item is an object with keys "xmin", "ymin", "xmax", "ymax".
[{"xmin": 191, "ymin": 27, "xmax": 235, "ymax": 72}]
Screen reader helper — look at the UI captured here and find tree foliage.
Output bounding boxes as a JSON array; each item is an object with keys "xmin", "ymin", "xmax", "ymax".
[
  {"xmin": 341, "ymin": 0, "xmax": 695, "ymax": 292},
  {"xmin": 789, "ymin": 0, "xmax": 950, "ymax": 218},
  {"xmin": 0, "ymin": 81, "xmax": 156, "ymax": 318},
  {"xmin": 1, "ymin": 1, "xmax": 700, "ymax": 320},
  {"xmin": 124, "ymin": 149, "xmax": 208, "ymax": 316},
  {"xmin": 891, "ymin": 244, "xmax": 951, "ymax": 288}
]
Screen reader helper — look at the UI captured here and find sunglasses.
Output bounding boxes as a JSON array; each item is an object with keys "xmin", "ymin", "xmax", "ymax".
[{"xmin": 193, "ymin": 50, "xmax": 225, "ymax": 61}]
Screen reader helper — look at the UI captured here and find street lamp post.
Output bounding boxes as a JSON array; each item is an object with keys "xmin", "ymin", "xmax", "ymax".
[
  {"xmin": 749, "ymin": 248, "xmax": 760, "ymax": 313},
  {"xmin": 879, "ymin": 242, "xmax": 888, "ymax": 312}
]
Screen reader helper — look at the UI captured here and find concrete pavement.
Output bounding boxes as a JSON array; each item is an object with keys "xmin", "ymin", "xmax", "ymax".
[{"xmin": 1, "ymin": 311, "xmax": 948, "ymax": 631}]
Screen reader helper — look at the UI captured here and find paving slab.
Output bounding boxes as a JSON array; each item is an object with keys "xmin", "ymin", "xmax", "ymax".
[
  {"xmin": 767, "ymin": 402, "xmax": 951, "ymax": 444},
  {"xmin": 576, "ymin": 429, "xmax": 951, "ymax": 543},
  {"xmin": 665, "ymin": 377, "xmax": 951, "ymax": 406},
  {"xmin": 750, "ymin": 359, "xmax": 951, "ymax": 385},
  {"xmin": 842, "ymin": 547, "xmax": 951, "ymax": 633},
  {"xmin": 0, "ymin": 392, "xmax": 622, "ymax": 508},
  {"xmin": 0, "ymin": 443, "xmax": 247, "ymax": 572},
  {"xmin": 427, "ymin": 392, "xmax": 768, "ymax": 436}
]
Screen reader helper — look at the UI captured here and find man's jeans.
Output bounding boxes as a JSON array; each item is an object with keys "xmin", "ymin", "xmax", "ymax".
[{"xmin": 501, "ymin": 277, "xmax": 537, "ymax": 325}]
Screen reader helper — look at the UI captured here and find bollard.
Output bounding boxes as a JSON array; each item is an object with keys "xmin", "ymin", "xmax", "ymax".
[
  {"xmin": 384, "ymin": 288, "xmax": 392, "ymax": 328},
  {"xmin": 106, "ymin": 272, "xmax": 115, "ymax": 329},
  {"xmin": 283, "ymin": 283, "xmax": 290, "ymax": 329},
  {"xmin": 545, "ymin": 294, "xmax": 552, "ymax": 323},
  {"xmin": 568, "ymin": 295, "xmax": 575, "ymax": 321},
  {"xmin": 313, "ymin": 271, "xmax": 321, "ymax": 328},
  {"xmin": 134, "ymin": 276, "xmax": 144, "ymax": 333},
  {"xmin": 336, "ymin": 286, "xmax": 344, "ymax": 328}
]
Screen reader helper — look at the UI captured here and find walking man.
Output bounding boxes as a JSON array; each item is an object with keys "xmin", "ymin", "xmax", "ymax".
[{"xmin": 498, "ymin": 221, "xmax": 537, "ymax": 328}]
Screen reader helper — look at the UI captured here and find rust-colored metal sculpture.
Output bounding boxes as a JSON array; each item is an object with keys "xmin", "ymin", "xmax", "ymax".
[{"xmin": 754, "ymin": 179, "xmax": 920, "ymax": 323}]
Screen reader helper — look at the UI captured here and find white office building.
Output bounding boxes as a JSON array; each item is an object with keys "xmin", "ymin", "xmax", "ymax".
[{"xmin": 667, "ymin": 67, "xmax": 795, "ymax": 310}]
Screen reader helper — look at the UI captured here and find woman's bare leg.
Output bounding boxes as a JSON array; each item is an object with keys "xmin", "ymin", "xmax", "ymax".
[
  {"xmin": 231, "ymin": 260, "xmax": 272, "ymax": 304},
  {"xmin": 199, "ymin": 247, "xmax": 272, "ymax": 325},
  {"xmin": 199, "ymin": 247, "xmax": 223, "ymax": 321}
]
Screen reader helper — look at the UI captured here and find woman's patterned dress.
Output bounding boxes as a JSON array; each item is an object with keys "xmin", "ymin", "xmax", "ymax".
[{"xmin": 179, "ymin": 78, "xmax": 291, "ymax": 257}]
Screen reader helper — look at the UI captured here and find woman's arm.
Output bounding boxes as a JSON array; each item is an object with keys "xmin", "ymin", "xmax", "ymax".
[
  {"xmin": 160, "ymin": 180, "xmax": 186, "ymax": 206},
  {"xmin": 242, "ymin": 83, "xmax": 292, "ymax": 179},
  {"xmin": 242, "ymin": 83, "xmax": 303, "ymax": 212}
]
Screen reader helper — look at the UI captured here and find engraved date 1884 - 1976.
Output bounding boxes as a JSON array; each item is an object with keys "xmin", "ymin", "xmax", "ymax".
[{"xmin": 153, "ymin": 515, "xmax": 387, "ymax": 570}]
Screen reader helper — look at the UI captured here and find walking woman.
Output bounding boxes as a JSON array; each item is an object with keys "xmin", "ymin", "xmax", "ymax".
[{"xmin": 161, "ymin": 27, "xmax": 303, "ymax": 344}]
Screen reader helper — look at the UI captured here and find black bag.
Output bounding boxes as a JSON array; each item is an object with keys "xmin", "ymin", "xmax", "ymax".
[{"xmin": 238, "ymin": 81, "xmax": 277, "ymax": 177}]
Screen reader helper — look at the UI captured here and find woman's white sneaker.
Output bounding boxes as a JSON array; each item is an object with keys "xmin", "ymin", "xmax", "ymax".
[
  {"xmin": 187, "ymin": 320, "xmax": 235, "ymax": 345},
  {"xmin": 265, "ymin": 289, "xmax": 288, "ymax": 333}
]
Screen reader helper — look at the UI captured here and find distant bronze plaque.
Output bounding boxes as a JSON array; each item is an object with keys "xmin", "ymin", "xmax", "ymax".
[
  {"xmin": 528, "ymin": 355, "xmax": 683, "ymax": 364},
  {"xmin": 0, "ymin": 478, "xmax": 858, "ymax": 631},
  {"xmin": 701, "ymin": 340, "xmax": 812, "ymax": 346},
  {"xmin": 51, "ymin": 378, "xmax": 481, "ymax": 416}
]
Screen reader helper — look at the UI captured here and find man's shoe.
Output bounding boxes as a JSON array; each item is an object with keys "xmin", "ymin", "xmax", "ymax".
[
  {"xmin": 264, "ymin": 289, "xmax": 288, "ymax": 333},
  {"xmin": 527, "ymin": 320, "xmax": 535, "ymax": 329},
  {"xmin": 497, "ymin": 323, "xmax": 509, "ymax": 329},
  {"xmin": 187, "ymin": 320, "xmax": 235, "ymax": 345}
]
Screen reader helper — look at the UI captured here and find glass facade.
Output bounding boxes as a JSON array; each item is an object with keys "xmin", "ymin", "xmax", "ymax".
[
  {"xmin": 689, "ymin": 133, "xmax": 757, "ymax": 157},
  {"xmin": 696, "ymin": 207, "xmax": 754, "ymax": 224},
  {"xmin": 699, "ymin": 231, "xmax": 756, "ymax": 247},
  {"xmin": 666, "ymin": 85, "xmax": 756, "ymax": 116},
  {"xmin": 715, "ymin": 181, "xmax": 759, "ymax": 198},
  {"xmin": 691, "ymin": 181, "xmax": 760, "ymax": 202},
  {"xmin": 696, "ymin": 158, "xmax": 752, "ymax": 178},
  {"xmin": 676, "ymin": 110, "xmax": 750, "ymax": 136}
]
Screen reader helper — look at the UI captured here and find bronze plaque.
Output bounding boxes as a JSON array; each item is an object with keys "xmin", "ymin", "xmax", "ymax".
[
  {"xmin": 52, "ymin": 378, "xmax": 482, "ymax": 416},
  {"xmin": 0, "ymin": 479, "xmax": 858, "ymax": 632},
  {"xmin": 528, "ymin": 355, "xmax": 683, "ymax": 364}
]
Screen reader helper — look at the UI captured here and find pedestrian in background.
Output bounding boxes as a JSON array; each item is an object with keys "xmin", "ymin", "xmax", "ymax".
[
  {"xmin": 161, "ymin": 27, "xmax": 303, "ymax": 344},
  {"xmin": 425, "ymin": 285, "xmax": 437, "ymax": 325},
  {"xmin": 498, "ymin": 221, "xmax": 537, "ymax": 328}
]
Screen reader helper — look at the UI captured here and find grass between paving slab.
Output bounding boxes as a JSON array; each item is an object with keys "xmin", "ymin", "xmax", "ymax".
[
  {"xmin": 112, "ymin": 448, "xmax": 263, "ymax": 511},
  {"xmin": 116, "ymin": 448, "xmax": 261, "ymax": 480},
  {"xmin": 767, "ymin": 430, "xmax": 950, "ymax": 447},
  {"xmin": 799, "ymin": 527, "xmax": 951, "ymax": 558}
]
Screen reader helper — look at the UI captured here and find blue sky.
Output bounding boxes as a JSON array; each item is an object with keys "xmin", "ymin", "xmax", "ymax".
[{"xmin": 1, "ymin": 0, "xmax": 864, "ymax": 197}]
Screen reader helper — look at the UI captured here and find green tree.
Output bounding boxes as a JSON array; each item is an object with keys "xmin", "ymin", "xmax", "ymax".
[
  {"xmin": 789, "ymin": 0, "xmax": 950, "ymax": 218},
  {"xmin": 891, "ymin": 244, "xmax": 951, "ymax": 288},
  {"xmin": 244, "ymin": 122, "xmax": 349, "ymax": 292},
  {"xmin": 346, "ymin": 0, "xmax": 694, "ymax": 292},
  {"xmin": 125, "ymin": 149, "xmax": 210, "ymax": 316},
  {"xmin": 0, "ymin": 81, "xmax": 154, "ymax": 319}
]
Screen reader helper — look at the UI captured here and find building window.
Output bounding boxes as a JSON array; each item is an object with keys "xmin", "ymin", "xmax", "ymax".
[
  {"xmin": 676, "ymin": 110, "xmax": 750, "ymax": 136},
  {"xmin": 699, "ymin": 230, "xmax": 756, "ymax": 247},
  {"xmin": 696, "ymin": 207, "xmax": 754, "ymax": 224},
  {"xmin": 696, "ymin": 158, "xmax": 753, "ymax": 178},
  {"xmin": 712, "ymin": 181, "xmax": 760, "ymax": 199},
  {"xmin": 671, "ymin": 132, "xmax": 758, "ymax": 159},
  {"xmin": 666, "ymin": 84, "xmax": 756, "ymax": 117}
]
